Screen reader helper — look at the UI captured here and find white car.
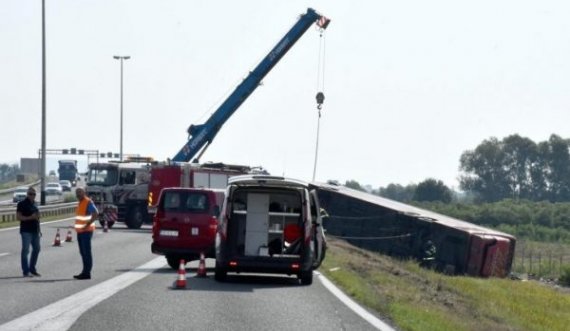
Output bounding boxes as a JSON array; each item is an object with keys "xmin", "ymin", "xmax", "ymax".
[
  {"xmin": 59, "ymin": 180, "xmax": 72, "ymax": 191},
  {"xmin": 46, "ymin": 182, "xmax": 63, "ymax": 195},
  {"xmin": 13, "ymin": 187, "xmax": 28, "ymax": 203}
]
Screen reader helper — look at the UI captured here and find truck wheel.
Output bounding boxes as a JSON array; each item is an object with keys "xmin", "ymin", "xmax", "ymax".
[
  {"xmin": 298, "ymin": 270, "xmax": 313, "ymax": 285},
  {"xmin": 126, "ymin": 206, "xmax": 145, "ymax": 229},
  {"xmin": 214, "ymin": 262, "xmax": 227, "ymax": 282},
  {"xmin": 166, "ymin": 256, "xmax": 182, "ymax": 270}
]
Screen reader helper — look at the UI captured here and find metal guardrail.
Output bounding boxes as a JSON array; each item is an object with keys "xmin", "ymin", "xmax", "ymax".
[
  {"xmin": 0, "ymin": 202, "xmax": 76, "ymax": 223},
  {"xmin": 0, "ymin": 180, "xmax": 41, "ymax": 195}
]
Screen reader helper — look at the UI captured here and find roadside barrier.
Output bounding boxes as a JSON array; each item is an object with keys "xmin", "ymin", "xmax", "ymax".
[
  {"xmin": 197, "ymin": 253, "xmax": 207, "ymax": 278},
  {"xmin": 0, "ymin": 202, "xmax": 76, "ymax": 223}
]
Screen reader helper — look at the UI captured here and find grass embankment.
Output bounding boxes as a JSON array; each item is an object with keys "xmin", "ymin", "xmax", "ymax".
[{"xmin": 321, "ymin": 238, "xmax": 570, "ymax": 331}]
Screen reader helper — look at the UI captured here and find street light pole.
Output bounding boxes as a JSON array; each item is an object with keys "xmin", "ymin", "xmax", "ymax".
[
  {"xmin": 113, "ymin": 55, "xmax": 130, "ymax": 161},
  {"xmin": 40, "ymin": 0, "xmax": 47, "ymax": 205}
]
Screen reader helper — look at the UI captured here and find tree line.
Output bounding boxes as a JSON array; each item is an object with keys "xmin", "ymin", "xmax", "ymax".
[
  {"xmin": 336, "ymin": 133, "xmax": 570, "ymax": 243},
  {"xmin": 0, "ymin": 163, "xmax": 19, "ymax": 183}
]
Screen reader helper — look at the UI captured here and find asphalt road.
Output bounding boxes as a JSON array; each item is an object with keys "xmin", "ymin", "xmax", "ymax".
[{"xmin": 0, "ymin": 217, "xmax": 386, "ymax": 330}]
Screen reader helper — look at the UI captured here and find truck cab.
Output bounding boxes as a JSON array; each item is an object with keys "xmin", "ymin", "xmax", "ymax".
[{"xmin": 86, "ymin": 159, "xmax": 152, "ymax": 229}]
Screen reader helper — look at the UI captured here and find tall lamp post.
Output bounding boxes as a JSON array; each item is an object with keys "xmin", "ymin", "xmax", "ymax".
[
  {"xmin": 113, "ymin": 55, "xmax": 130, "ymax": 161},
  {"xmin": 40, "ymin": 0, "xmax": 46, "ymax": 205}
]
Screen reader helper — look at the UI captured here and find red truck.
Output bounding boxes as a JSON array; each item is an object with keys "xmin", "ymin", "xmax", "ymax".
[{"xmin": 147, "ymin": 162, "xmax": 255, "ymax": 209}]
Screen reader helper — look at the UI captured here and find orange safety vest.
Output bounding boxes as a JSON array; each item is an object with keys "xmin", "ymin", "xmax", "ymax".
[{"xmin": 75, "ymin": 197, "xmax": 96, "ymax": 233}]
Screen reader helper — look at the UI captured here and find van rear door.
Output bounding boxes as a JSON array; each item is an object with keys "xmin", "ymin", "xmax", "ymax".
[{"xmin": 157, "ymin": 190, "xmax": 218, "ymax": 252}]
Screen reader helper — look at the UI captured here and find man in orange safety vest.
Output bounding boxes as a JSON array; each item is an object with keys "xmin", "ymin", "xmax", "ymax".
[{"xmin": 73, "ymin": 187, "xmax": 98, "ymax": 280}]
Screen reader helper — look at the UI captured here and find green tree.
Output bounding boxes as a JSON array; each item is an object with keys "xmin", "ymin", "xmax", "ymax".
[
  {"xmin": 459, "ymin": 137, "xmax": 510, "ymax": 202},
  {"xmin": 377, "ymin": 183, "xmax": 416, "ymax": 202},
  {"xmin": 544, "ymin": 134, "xmax": 570, "ymax": 201},
  {"xmin": 345, "ymin": 179, "xmax": 366, "ymax": 192},
  {"xmin": 413, "ymin": 178, "xmax": 452, "ymax": 203},
  {"xmin": 502, "ymin": 134, "xmax": 538, "ymax": 200}
]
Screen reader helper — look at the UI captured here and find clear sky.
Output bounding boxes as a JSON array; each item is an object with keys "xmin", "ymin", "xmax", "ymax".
[{"xmin": 2, "ymin": 0, "xmax": 570, "ymax": 189}]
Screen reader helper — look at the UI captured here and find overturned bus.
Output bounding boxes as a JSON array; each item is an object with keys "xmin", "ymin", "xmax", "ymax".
[{"xmin": 313, "ymin": 183, "xmax": 515, "ymax": 278}]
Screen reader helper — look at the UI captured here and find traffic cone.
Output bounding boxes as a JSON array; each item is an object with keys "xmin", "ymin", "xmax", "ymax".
[
  {"xmin": 103, "ymin": 219, "xmax": 109, "ymax": 233},
  {"xmin": 175, "ymin": 259, "xmax": 188, "ymax": 289},
  {"xmin": 52, "ymin": 229, "xmax": 62, "ymax": 247},
  {"xmin": 65, "ymin": 228, "xmax": 73, "ymax": 242},
  {"xmin": 197, "ymin": 252, "xmax": 207, "ymax": 278}
]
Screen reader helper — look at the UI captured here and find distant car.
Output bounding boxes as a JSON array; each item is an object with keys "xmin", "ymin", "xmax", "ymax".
[
  {"xmin": 59, "ymin": 180, "xmax": 72, "ymax": 191},
  {"xmin": 45, "ymin": 182, "xmax": 63, "ymax": 195},
  {"xmin": 13, "ymin": 187, "xmax": 28, "ymax": 203}
]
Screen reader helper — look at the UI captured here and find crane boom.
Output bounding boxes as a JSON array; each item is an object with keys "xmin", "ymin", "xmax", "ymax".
[{"xmin": 172, "ymin": 8, "xmax": 330, "ymax": 163}]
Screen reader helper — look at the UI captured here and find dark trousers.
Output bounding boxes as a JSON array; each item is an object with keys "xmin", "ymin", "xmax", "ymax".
[
  {"xmin": 77, "ymin": 232, "xmax": 93, "ymax": 275},
  {"xmin": 21, "ymin": 232, "xmax": 41, "ymax": 275}
]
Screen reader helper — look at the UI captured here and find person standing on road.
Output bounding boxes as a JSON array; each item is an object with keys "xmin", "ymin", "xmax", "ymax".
[
  {"xmin": 73, "ymin": 187, "xmax": 98, "ymax": 280},
  {"xmin": 16, "ymin": 186, "xmax": 41, "ymax": 277}
]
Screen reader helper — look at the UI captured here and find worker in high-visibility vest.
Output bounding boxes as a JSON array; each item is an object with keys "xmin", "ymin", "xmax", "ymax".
[{"xmin": 73, "ymin": 187, "xmax": 98, "ymax": 280}]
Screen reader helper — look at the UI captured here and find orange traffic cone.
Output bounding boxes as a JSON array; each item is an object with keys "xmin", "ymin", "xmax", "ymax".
[
  {"xmin": 52, "ymin": 229, "xmax": 62, "ymax": 247},
  {"xmin": 103, "ymin": 219, "xmax": 109, "ymax": 233},
  {"xmin": 197, "ymin": 253, "xmax": 207, "ymax": 278},
  {"xmin": 175, "ymin": 259, "xmax": 188, "ymax": 289},
  {"xmin": 65, "ymin": 228, "xmax": 73, "ymax": 242}
]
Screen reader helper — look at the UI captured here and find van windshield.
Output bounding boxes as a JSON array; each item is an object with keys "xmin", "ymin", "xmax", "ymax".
[{"xmin": 163, "ymin": 191, "xmax": 209, "ymax": 213}]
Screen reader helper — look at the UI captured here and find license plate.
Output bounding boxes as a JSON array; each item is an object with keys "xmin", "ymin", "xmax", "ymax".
[
  {"xmin": 160, "ymin": 230, "xmax": 178, "ymax": 237},
  {"xmin": 191, "ymin": 227, "xmax": 199, "ymax": 236}
]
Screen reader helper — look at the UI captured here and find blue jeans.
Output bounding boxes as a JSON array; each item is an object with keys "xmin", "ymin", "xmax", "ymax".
[
  {"xmin": 77, "ymin": 232, "xmax": 93, "ymax": 275},
  {"xmin": 21, "ymin": 232, "xmax": 41, "ymax": 275}
]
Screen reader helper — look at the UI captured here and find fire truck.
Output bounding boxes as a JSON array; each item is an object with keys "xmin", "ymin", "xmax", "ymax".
[{"xmin": 86, "ymin": 158, "xmax": 255, "ymax": 229}]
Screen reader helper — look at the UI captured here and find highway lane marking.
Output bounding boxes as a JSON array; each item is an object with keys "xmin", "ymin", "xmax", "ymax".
[
  {"xmin": 0, "ymin": 253, "xmax": 9, "ymax": 257},
  {"xmin": 315, "ymin": 271, "xmax": 395, "ymax": 331},
  {"xmin": 0, "ymin": 256, "xmax": 166, "ymax": 331}
]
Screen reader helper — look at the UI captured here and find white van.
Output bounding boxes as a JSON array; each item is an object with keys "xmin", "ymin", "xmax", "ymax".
[{"xmin": 215, "ymin": 175, "xmax": 327, "ymax": 285}]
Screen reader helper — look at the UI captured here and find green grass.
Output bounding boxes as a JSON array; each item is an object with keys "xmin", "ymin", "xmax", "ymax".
[{"xmin": 321, "ymin": 239, "xmax": 570, "ymax": 331}]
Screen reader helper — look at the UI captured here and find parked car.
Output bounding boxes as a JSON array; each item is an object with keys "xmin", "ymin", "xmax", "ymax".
[
  {"xmin": 151, "ymin": 187, "xmax": 225, "ymax": 269},
  {"xmin": 214, "ymin": 175, "xmax": 327, "ymax": 285},
  {"xmin": 13, "ymin": 187, "xmax": 28, "ymax": 203},
  {"xmin": 45, "ymin": 182, "xmax": 63, "ymax": 195},
  {"xmin": 59, "ymin": 180, "xmax": 72, "ymax": 191}
]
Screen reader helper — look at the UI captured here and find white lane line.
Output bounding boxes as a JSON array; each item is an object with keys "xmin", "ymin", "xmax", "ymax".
[
  {"xmin": 0, "ymin": 256, "xmax": 166, "ymax": 331},
  {"xmin": 0, "ymin": 253, "xmax": 9, "ymax": 257},
  {"xmin": 315, "ymin": 271, "xmax": 395, "ymax": 331}
]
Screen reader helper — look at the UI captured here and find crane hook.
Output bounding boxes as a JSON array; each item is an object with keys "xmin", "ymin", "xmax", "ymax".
[{"xmin": 316, "ymin": 92, "xmax": 325, "ymax": 110}]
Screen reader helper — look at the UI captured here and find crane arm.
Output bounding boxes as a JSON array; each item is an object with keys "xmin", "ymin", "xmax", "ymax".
[{"xmin": 172, "ymin": 8, "xmax": 330, "ymax": 163}]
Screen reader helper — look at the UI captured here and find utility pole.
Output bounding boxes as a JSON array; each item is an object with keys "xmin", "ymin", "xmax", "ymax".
[
  {"xmin": 40, "ymin": 0, "xmax": 46, "ymax": 205},
  {"xmin": 113, "ymin": 55, "xmax": 130, "ymax": 161}
]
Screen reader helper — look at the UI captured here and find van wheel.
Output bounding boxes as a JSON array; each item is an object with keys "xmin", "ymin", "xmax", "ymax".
[
  {"xmin": 299, "ymin": 270, "xmax": 313, "ymax": 285},
  {"xmin": 126, "ymin": 206, "xmax": 145, "ymax": 229},
  {"xmin": 214, "ymin": 262, "xmax": 227, "ymax": 282},
  {"xmin": 166, "ymin": 256, "xmax": 182, "ymax": 270}
]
